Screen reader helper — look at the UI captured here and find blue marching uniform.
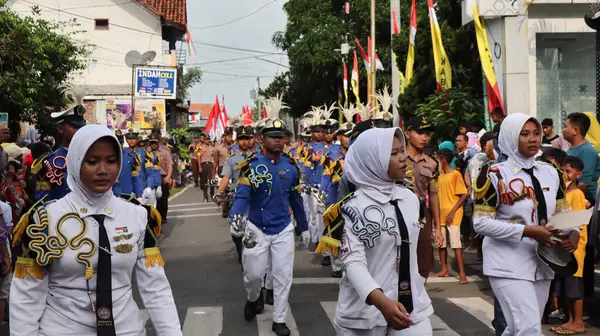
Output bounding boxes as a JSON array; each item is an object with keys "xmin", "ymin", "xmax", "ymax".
[
  {"xmin": 113, "ymin": 149, "xmax": 143, "ymax": 198},
  {"xmin": 302, "ymin": 142, "xmax": 326, "ymax": 186},
  {"xmin": 136, "ymin": 148, "xmax": 148, "ymax": 186},
  {"xmin": 34, "ymin": 146, "xmax": 69, "ymax": 202},
  {"xmin": 145, "ymin": 150, "xmax": 162, "ymax": 189}
]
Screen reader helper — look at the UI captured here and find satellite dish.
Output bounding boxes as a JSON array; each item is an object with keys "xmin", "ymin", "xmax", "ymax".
[
  {"xmin": 141, "ymin": 51, "xmax": 157, "ymax": 63},
  {"xmin": 124, "ymin": 50, "xmax": 143, "ymax": 68}
]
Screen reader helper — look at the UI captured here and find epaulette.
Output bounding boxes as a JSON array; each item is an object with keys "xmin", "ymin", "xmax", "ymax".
[
  {"xmin": 236, "ymin": 152, "xmax": 257, "ymax": 170},
  {"xmin": 473, "ymin": 162, "xmax": 493, "ymax": 200},
  {"xmin": 315, "ymin": 192, "xmax": 355, "ymax": 257},
  {"xmin": 31, "ymin": 152, "xmax": 50, "ymax": 175},
  {"xmin": 237, "ymin": 153, "xmax": 258, "ymax": 187},
  {"xmin": 282, "ymin": 151, "xmax": 301, "ymax": 174}
]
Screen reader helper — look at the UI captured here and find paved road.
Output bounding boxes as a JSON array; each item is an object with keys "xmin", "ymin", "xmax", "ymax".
[{"xmin": 143, "ymin": 186, "xmax": 600, "ymax": 335}]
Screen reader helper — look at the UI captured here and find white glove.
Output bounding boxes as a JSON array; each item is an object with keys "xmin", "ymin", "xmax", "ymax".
[
  {"xmin": 142, "ymin": 188, "xmax": 152, "ymax": 200},
  {"xmin": 137, "ymin": 197, "xmax": 145, "ymax": 204},
  {"xmin": 301, "ymin": 231, "xmax": 310, "ymax": 247},
  {"xmin": 230, "ymin": 214, "xmax": 247, "ymax": 237},
  {"xmin": 156, "ymin": 186, "xmax": 163, "ymax": 198}
]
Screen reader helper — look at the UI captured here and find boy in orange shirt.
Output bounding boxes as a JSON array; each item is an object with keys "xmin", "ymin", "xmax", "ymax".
[
  {"xmin": 434, "ymin": 149, "xmax": 469, "ymax": 284},
  {"xmin": 553, "ymin": 156, "xmax": 587, "ymax": 335}
]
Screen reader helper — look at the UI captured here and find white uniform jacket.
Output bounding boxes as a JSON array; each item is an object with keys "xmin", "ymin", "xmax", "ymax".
[
  {"xmin": 335, "ymin": 186, "xmax": 433, "ymax": 330},
  {"xmin": 473, "ymin": 160, "xmax": 570, "ymax": 281},
  {"xmin": 10, "ymin": 193, "xmax": 181, "ymax": 336}
]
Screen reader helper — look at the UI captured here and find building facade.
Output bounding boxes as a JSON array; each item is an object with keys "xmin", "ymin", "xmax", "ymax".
[{"xmin": 464, "ymin": 0, "xmax": 596, "ymax": 124}]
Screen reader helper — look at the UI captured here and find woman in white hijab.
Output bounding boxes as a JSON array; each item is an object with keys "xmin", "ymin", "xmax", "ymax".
[
  {"xmin": 10, "ymin": 125, "xmax": 182, "ymax": 336},
  {"xmin": 473, "ymin": 113, "xmax": 579, "ymax": 335},
  {"xmin": 333, "ymin": 127, "xmax": 433, "ymax": 336}
]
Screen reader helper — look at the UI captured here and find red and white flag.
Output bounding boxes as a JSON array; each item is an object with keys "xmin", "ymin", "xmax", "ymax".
[
  {"xmin": 185, "ymin": 25, "xmax": 196, "ymax": 57},
  {"xmin": 242, "ymin": 106, "xmax": 253, "ymax": 125},
  {"xmin": 204, "ymin": 95, "xmax": 221, "ymax": 140},
  {"xmin": 368, "ymin": 37, "xmax": 384, "ymax": 71},
  {"xmin": 355, "ymin": 37, "xmax": 384, "ymax": 72}
]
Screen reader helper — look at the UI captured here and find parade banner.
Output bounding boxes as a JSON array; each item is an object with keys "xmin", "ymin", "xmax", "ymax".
[
  {"xmin": 428, "ymin": 0, "xmax": 452, "ymax": 91},
  {"xmin": 135, "ymin": 100, "xmax": 166, "ymax": 129},
  {"xmin": 106, "ymin": 100, "xmax": 133, "ymax": 129},
  {"xmin": 403, "ymin": 0, "xmax": 418, "ymax": 93},
  {"xmin": 134, "ymin": 67, "xmax": 177, "ymax": 100},
  {"xmin": 343, "ymin": 59, "xmax": 349, "ymax": 107},
  {"xmin": 474, "ymin": 5, "xmax": 505, "ymax": 116}
]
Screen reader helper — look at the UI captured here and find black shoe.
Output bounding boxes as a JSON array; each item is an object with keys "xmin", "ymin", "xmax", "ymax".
[
  {"xmin": 321, "ymin": 256, "xmax": 331, "ymax": 266},
  {"xmin": 272, "ymin": 322, "xmax": 291, "ymax": 336},
  {"xmin": 332, "ymin": 270, "xmax": 343, "ymax": 278},
  {"xmin": 266, "ymin": 289, "xmax": 274, "ymax": 305},
  {"xmin": 195, "ymin": 182, "xmax": 199, "ymax": 187},
  {"xmin": 244, "ymin": 300, "xmax": 258, "ymax": 321},
  {"xmin": 256, "ymin": 290, "xmax": 265, "ymax": 314}
]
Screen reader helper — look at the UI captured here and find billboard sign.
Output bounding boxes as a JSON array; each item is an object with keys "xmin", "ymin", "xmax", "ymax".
[{"xmin": 134, "ymin": 67, "xmax": 177, "ymax": 99}]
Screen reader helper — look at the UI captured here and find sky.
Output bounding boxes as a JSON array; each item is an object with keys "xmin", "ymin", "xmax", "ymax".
[{"xmin": 185, "ymin": 0, "xmax": 289, "ymax": 117}]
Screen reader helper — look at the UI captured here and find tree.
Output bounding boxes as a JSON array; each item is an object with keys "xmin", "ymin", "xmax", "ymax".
[
  {"xmin": 0, "ymin": 2, "xmax": 90, "ymax": 135},
  {"xmin": 178, "ymin": 66, "xmax": 203, "ymax": 101},
  {"xmin": 392, "ymin": 0, "xmax": 483, "ymax": 124},
  {"xmin": 267, "ymin": 0, "xmax": 484, "ymax": 130},
  {"xmin": 266, "ymin": 0, "xmax": 394, "ymax": 117}
]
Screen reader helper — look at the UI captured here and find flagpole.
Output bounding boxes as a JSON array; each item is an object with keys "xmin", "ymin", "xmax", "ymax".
[{"xmin": 370, "ymin": 0, "xmax": 377, "ymax": 115}]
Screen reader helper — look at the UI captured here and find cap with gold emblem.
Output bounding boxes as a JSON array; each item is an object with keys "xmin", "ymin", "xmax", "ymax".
[
  {"xmin": 148, "ymin": 132, "xmax": 161, "ymax": 142},
  {"xmin": 235, "ymin": 126, "xmax": 253, "ymax": 139},
  {"xmin": 322, "ymin": 119, "xmax": 339, "ymax": 134},
  {"xmin": 51, "ymin": 104, "xmax": 87, "ymax": 128},
  {"xmin": 405, "ymin": 116, "xmax": 434, "ymax": 132},
  {"xmin": 261, "ymin": 119, "xmax": 287, "ymax": 137},
  {"xmin": 337, "ymin": 122, "xmax": 355, "ymax": 137},
  {"xmin": 224, "ymin": 126, "xmax": 234, "ymax": 137},
  {"xmin": 125, "ymin": 128, "xmax": 139, "ymax": 139}
]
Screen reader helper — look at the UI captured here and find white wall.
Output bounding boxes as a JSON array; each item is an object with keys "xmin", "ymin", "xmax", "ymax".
[{"xmin": 9, "ymin": 0, "xmax": 172, "ymax": 89}]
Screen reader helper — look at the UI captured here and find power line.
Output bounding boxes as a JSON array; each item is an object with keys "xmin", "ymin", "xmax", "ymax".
[
  {"xmin": 202, "ymin": 70, "xmax": 275, "ymax": 78},
  {"xmin": 188, "ymin": 54, "xmax": 284, "ymax": 66},
  {"xmin": 189, "ymin": 0, "xmax": 278, "ymax": 30},
  {"xmin": 59, "ymin": 0, "xmax": 134, "ymax": 10},
  {"xmin": 22, "ymin": 0, "xmax": 286, "ymax": 56}
]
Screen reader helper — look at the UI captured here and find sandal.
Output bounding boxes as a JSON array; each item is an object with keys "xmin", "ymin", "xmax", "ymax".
[{"xmin": 555, "ymin": 327, "xmax": 585, "ymax": 335}]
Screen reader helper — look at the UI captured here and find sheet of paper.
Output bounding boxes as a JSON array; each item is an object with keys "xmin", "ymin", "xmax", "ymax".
[{"xmin": 546, "ymin": 209, "xmax": 593, "ymax": 230}]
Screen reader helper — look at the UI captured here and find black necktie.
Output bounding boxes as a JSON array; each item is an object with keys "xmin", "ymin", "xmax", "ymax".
[
  {"xmin": 390, "ymin": 200, "xmax": 413, "ymax": 313},
  {"xmin": 523, "ymin": 168, "xmax": 548, "ymax": 226},
  {"xmin": 93, "ymin": 214, "xmax": 116, "ymax": 336}
]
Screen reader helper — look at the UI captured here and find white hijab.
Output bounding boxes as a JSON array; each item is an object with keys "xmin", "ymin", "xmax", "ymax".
[
  {"xmin": 498, "ymin": 113, "xmax": 542, "ymax": 170},
  {"xmin": 66, "ymin": 125, "xmax": 122, "ymax": 208},
  {"xmin": 345, "ymin": 127, "xmax": 404, "ymax": 202}
]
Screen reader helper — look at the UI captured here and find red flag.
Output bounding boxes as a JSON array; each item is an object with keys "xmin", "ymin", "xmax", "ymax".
[
  {"xmin": 392, "ymin": 10, "xmax": 400, "ymax": 35},
  {"xmin": 367, "ymin": 37, "xmax": 384, "ymax": 70},
  {"xmin": 221, "ymin": 104, "xmax": 229, "ymax": 126},
  {"xmin": 204, "ymin": 95, "xmax": 221, "ymax": 139},
  {"xmin": 262, "ymin": 107, "xmax": 267, "ymax": 119},
  {"xmin": 242, "ymin": 106, "xmax": 253, "ymax": 125},
  {"xmin": 355, "ymin": 37, "xmax": 369, "ymax": 71}
]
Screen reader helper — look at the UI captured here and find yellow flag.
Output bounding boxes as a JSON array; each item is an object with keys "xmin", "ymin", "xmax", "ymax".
[{"xmin": 427, "ymin": 0, "xmax": 452, "ymax": 90}]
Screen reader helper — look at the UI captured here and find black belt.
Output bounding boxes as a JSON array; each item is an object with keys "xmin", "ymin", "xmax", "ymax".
[{"xmin": 390, "ymin": 200, "xmax": 413, "ymax": 313}]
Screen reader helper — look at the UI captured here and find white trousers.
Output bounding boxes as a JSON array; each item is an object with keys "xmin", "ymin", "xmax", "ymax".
[
  {"xmin": 243, "ymin": 222, "xmax": 295, "ymax": 323},
  {"xmin": 334, "ymin": 318, "xmax": 432, "ymax": 336},
  {"xmin": 332, "ymin": 254, "xmax": 343, "ymax": 272},
  {"xmin": 308, "ymin": 193, "xmax": 326, "ymax": 243},
  {"xmin": 264, "ymin": 264, "xmax": 273, "ymax": 290},
  {"xmin": 489, "ymin": 276, "xmax": 551, "ymax": 336}
]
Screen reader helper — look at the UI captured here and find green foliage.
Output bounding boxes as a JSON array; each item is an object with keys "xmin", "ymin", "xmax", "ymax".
[
  {"xmin": 265, "ymin": 0, "xmax": 393, "ymax": 117},
  {"xmin": 414, "ymin": 87, "xmax": 483, "ymax": 143},
  {"xmin": 170, "ymin": 127, "xmax": 193, "ymax": 160},
  {"xmin": 268, "ymin": 0, "xmax": 484, "ymax": 126},
  {"xmin": 178, "ymin": 67, "xmax": 203, "ymax": 101},
  {"xmin": 0, "ymin": 2, "xmax": 91, "ymax": 134},
  {"xmin": 392, "ymin": 0, "xmax": 482, "ymax": 121}
]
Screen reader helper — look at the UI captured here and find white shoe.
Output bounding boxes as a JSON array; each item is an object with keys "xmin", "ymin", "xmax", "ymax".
[{"xmin": 549, "ymin": 309, "xmax": 565, "ymax": 319}]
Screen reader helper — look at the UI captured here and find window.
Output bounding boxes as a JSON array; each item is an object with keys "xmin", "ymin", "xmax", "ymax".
[{"xmin": 94, "ymin": 19, "xmax": 109, "ymax": 30}]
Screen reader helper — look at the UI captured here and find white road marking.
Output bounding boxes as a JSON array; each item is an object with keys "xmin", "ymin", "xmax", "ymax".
[
  {"xmin": 320, "ymin": 301, "xmax": 336, "ymax": 324},
  {"xmin": 169, "ymin": 184, "xmax": 193, "ymax": 202},
  {"xmin": 182, "ymin": 306, "xmax": 223, "ymax": 336},
  {"xmin": 430, "ymin": 314, "xmax": 460, "ymax": 335},
  {"xmin": 291, "ymin": 275, "xmax": 482, "ymax": 285},
  {"xmin": 171, "ymin": 202, "xmax": 218, "ymax": 208},
  {"xmin": 257, "ymin": 304, "xmax": 299, "ymax": 336},
  {"xmin": 169, "ymin": 213, "xmax": 223, "ymax": 219},
  {"xmin": 447, "ymin": 297, "xmax": 494, "ymax": 330},
  {"xmin": 170, "ymin": 208, "xmax": 211, "ymax": 212}
]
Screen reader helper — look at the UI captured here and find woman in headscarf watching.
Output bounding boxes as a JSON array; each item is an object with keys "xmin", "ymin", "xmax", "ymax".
[
  {"xmin": 473, "ymin": 113, "xmax": 579, "ymax": 335},
  {"xmin": 10, "ymin": 124, "xmax": 181, "ymax": 335},
  {"xmin": 333, "ymin": 128, "xmax": 433, "ymax": 335}
]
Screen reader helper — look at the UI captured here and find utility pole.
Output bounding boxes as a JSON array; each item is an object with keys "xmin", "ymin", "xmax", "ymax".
[
  {"xmin": 390, "ymin": 0, "xmax": 401, "ymax": 124},
  {"xmin": 256, "ymin": 77, "xmax": 262, "ymax": 118},
  {"xmin": 369, "ymin": 0, "xmax": 377, "ymax": 113}
]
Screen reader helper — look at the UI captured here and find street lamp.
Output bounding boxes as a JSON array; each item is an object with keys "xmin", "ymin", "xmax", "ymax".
[{"xmin": 584, "ymin": 3, "xmax": 600, "ymax": 120}]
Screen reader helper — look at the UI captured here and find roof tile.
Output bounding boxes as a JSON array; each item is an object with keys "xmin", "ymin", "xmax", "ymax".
[{"xmin": 140, "ymin": 0, "xmax": 186, "ymax": 27}]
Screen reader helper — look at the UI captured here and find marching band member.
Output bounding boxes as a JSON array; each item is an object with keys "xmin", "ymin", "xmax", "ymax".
[
  {"xmin": 474, "ymin": 113, "xmax": 579, "ymax": 335},
  {"xmin": 302, "ymin": 109, "xmax": 325, "ymax": 247},
  {"xmin": 198, "ymin": 133, "xmax": 216, "ymax": 203},
  {"xmin": 216, "ymin": 125, "xmax": 255, "ymax": 262},
  {"xmin": 331, "ymin": 127, "xmax": 433, "ymax": 335},
  {"xmin": 10, "ymin": 124, "xmax": 181, "ymax": 336},
  {"xmin": 230, "ymin": 119, "xmax": 309, "ymax": 336},
  {"xmin": 112, "ymin": 130, "xmax": 143, "ymax": 200},
  {"xmin": 188, "ymin": 131, "xmax": 203, "ymax": 188},
  {"xmin": 34, "ymin": 103, "xmax": 87, "ymax": 201}
]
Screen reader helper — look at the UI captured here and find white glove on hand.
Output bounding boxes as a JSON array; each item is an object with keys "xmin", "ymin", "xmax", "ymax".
[
  {"xmin": 142, "ymin": 188, "xmax": 152, "ymax": 200},
  {"xmin": 301, "ymin": 231, "xmax": 310, "ymax": 247},
  {"xmin": 156, "ymin": 186, "xmax": 163, "ymax": 198},
  {"xmin": 230, "ymin": 214, "xmax": 246, "ymax": 237}
]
